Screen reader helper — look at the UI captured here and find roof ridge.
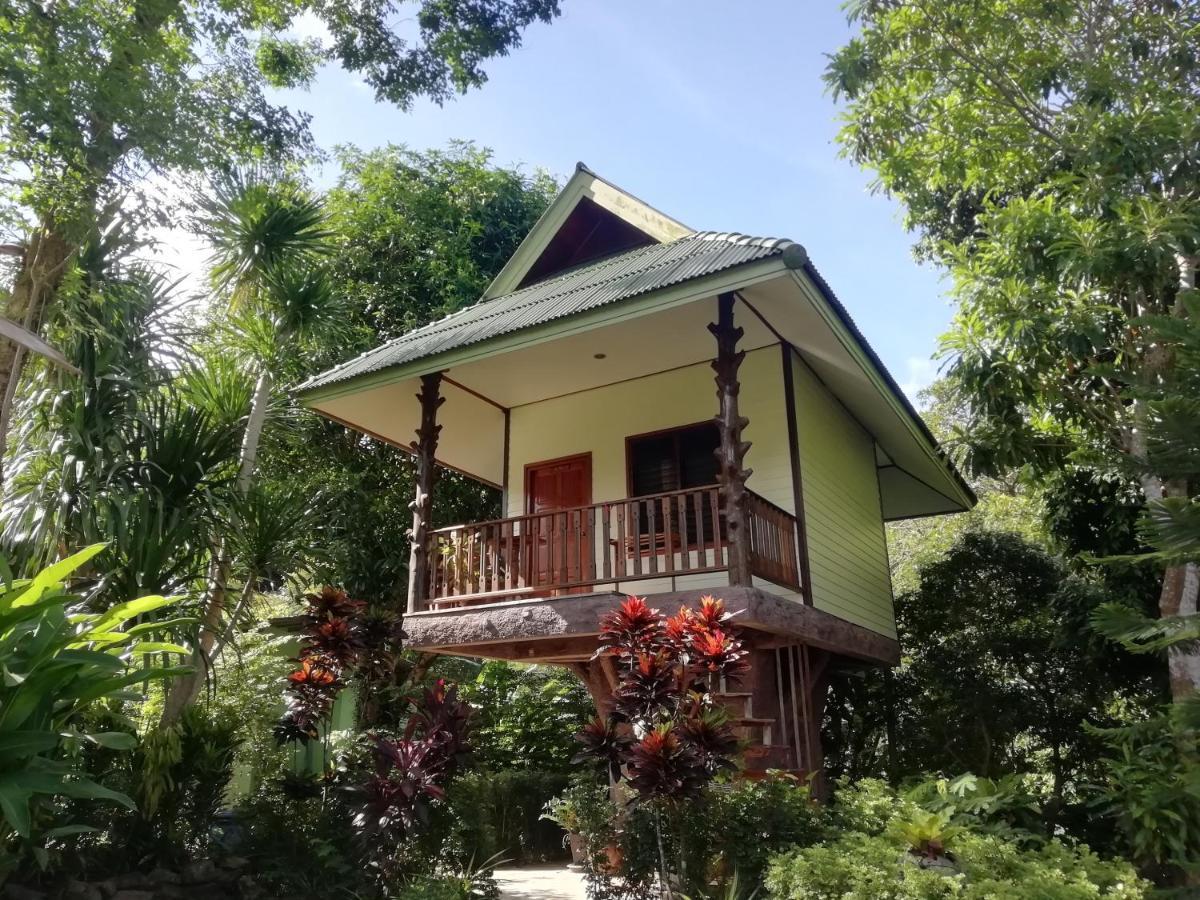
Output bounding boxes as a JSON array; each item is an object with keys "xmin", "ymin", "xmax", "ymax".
[{"xmin": 391, "ymin": 232, "xmax": 771, "ymax": 342}]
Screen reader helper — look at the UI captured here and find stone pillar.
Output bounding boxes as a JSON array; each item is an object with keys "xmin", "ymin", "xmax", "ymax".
[
  {"xmin": 709, "ymin": 292, "xmax": 752, "ymax": 586},
  {"xmin": 407, "ymin": 373, "xmax": 444, "ymax": 614}
]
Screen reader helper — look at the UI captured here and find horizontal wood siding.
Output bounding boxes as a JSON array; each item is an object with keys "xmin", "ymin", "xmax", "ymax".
[
  {"xmin": 791, "ymin": 353, "xmax": 896, "ymax": 638},
  {"xmin": 504, "ymin": 343, "xmax": 803, "ymax": 599},
  {"xmin": 507, "ymin": 345, "xmax": 794, "ymax": 518}
]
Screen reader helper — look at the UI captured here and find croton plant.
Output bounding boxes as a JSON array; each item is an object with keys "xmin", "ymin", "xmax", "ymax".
[{"xmin": 576, "ymin": 595, "xmax": 748, "ymax": 802}]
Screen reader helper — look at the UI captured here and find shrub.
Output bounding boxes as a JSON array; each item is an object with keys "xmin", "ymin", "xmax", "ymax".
[
  {"xmin": 236, "ymin": 767, "xmax": 365, "ymax": 895},
  {"xmin": 0, "ymin": 545, "xmax": 186, "ymax": 859},
  {"xmin": 707, "ymin": 777, "xmax": 826, "ymax": 887},
  {"xmin": 765, "ymin": 779, "xmax": 1149, "ymax": 899},
  {"xmin": 765, "ymin": 832, "xmax": 1147, "ymax": 899},
  {"xmin": 66, "ymin": 704, "xmax": 241, "ymax": 870},
  {"xmin": 464, "ymin": 661, "xmax": 593, "ymax": 771},
  {"xmin": 560, "ymin": 774, "xmax": 824, "ymax": 898},
  {"xmin": 436, "ymin": 769, "xmax": 569, "ymax": 865}
]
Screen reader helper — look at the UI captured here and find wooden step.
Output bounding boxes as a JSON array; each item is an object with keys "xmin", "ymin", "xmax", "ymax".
[
  {"xmin": 742, "ymin": 744, "xmax": 794, "ymax": 771},
  {"xmin": 713, "ymin": 692, "xmax": 753, "ymax": 717}
]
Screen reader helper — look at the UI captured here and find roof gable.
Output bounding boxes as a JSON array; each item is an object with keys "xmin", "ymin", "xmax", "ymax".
[{"xmin": 483, "ymin": 163, "xmax": 692, "ymax": 299}]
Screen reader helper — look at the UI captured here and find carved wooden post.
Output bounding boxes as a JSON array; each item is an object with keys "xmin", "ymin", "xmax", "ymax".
[
  {"xmin": 407, "ymin": 373, "xmax": 445, "ymax": 614},
  {"xmin": 710, "ymin": 292, "xmax": 752, "ymax": 585}
]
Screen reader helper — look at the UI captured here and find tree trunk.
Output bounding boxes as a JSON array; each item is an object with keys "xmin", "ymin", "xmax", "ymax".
[
  {"xmin": 709, "ymin": 293, "xmax": 752, "ymax": 586},
  {"xmin": 407, "ymin": 373, "xmax": 444, "ymax": 613},
  {"xmin": 237, "ymin": 369, "xmax": 272, "ymax": 492},
  {"xmin": 0, "ymin": 225, "xmax": 75, "ymax": 480},
  {"xmin": 1158, "ymin": 255, "xmax": 1200, "ymax": 704}
]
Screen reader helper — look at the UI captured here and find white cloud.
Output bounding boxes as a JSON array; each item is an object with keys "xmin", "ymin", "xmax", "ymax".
[
  {"xmin": 287, "ymin": 11, "xmax": 331, "ymax": 43},
  {"xmin": 899, "ymin": 356, "xmax": 939, "ymax": 408}
]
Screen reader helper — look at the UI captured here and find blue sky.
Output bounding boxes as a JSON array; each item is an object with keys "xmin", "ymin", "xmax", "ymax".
[{"xmin": 272, "ymin": 1, "xmax": 951, "ymax": 399}]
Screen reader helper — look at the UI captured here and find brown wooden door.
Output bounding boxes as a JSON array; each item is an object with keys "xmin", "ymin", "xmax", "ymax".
[{"xmin": 525, "ymin": 454, "xmax": 592, "ymax": 591}]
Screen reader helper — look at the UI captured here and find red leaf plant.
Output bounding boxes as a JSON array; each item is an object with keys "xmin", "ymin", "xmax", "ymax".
[
  {"xmin": 275, "ymin": 586, "xmax": 366, "ymax": 745},
  {"xmin": 578, "ymin": 595, "xmax": 748, "ymax": 895},
  {"xmin": 577, "ymin": 595, "xmax": 747, "ymax": 804},
  {"xmin": 352, "ymin": 680, "xmax": 473, "ymax": 846}
]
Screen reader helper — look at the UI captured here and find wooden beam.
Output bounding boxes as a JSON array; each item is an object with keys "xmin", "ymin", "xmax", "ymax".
[
  {"xmin": 781, "ymin": 343, "xmax": 814, "ymax": 605},
  {"xmin": 710, "ymin": 293, "xmax": 752, "ymax": 585},
  {"xmin": 406, "ymin": 373, "xmax": 445, "ymax": 613}
]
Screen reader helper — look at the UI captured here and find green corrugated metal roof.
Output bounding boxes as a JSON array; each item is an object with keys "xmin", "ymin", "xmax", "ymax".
[{"xmin": 297, "ymin": 231, "xmax": 806, "ymax": 394}]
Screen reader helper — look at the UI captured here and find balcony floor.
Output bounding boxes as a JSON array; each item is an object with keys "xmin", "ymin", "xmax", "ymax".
[{"xmin": 404, "ymin": 585, "xmax": 899, "ymax": 667}]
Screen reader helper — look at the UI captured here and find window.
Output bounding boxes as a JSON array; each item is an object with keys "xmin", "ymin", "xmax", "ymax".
[
  {"xmin": 628, "ymin": 422, "xmax": 721, "ymax": 496},
  {"xmin": 626, "ymin": 423, "xmax": 721, "ymax": 543}
]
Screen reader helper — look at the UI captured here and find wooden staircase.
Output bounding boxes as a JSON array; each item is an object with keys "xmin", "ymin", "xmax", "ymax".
[{"xmin": 712, "ymin": 689, "xmax": 793, "ymax": 772}]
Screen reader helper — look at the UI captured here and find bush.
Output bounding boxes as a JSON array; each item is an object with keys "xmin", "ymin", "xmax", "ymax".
[
  {"xmin": 66, "ymin": 704, "xmax": 241, "ymax": 871},
  {"xmin": 562, "ymin": 774, "xmax": 824, "ymax": 897},
  {"xmin": 765, "ymin": 832, "xmax": 1147, "ymax": 899},
  {"xmin": 765, "ymin": 780, "xmax": 1148, "ymax": 899},
  {"xmin": 707, "ymin": 776, "xmax": 826, "ymax": 886},
  {"xmin": 422, "ymin": 769, "xmax": 570, "ymax": 867},
  {"xmin": 236, "ymin": 767, "xmax": 366, "ymax": 895},
  {"xmin": 463, "ymin": 661, "xmax": 594, "ymax": 771},
  {"xmin": 0, "ymin": 545, "xmax": 186, "ymax": 877}
]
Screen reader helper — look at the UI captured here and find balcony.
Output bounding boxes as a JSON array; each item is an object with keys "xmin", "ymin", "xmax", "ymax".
[{"xmin": 417, "ymin": 486, "xmax": 802, "ymax": 611}]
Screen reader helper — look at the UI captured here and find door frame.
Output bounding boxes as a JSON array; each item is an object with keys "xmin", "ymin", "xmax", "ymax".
[{"xmin": 524, "ymin": 452, "xmax": 593, "ymax": 513}]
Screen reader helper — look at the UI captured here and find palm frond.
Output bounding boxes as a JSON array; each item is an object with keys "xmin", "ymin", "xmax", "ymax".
[
  {"xmin": 1092, "ymin": 601, "xmax": 1200, "ymax": 654},
  {"xmin": 199, "ymin": 168, "xmax": 331, "ymax": 298}
]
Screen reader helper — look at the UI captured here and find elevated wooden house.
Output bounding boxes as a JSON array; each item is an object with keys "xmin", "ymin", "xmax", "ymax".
[{"xmin": 297, "ymin": 165, "xmax": 973, "ymax": 775}]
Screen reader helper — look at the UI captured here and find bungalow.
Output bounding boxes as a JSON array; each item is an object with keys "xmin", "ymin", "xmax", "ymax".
[{"xmin": 296, "ymin": 164, "xmax": 973, "ymax": 775}]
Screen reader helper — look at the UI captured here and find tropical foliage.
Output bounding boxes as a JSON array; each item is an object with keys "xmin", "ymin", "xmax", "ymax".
[{"xmin": 0, "ymin": 545, "xmax": 187, "ymax": 853}]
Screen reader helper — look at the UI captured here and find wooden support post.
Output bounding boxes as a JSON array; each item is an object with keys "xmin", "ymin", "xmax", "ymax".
[
  {"xmin": 710, "ymin": 292, "xmax": 752, "ymax": 586},
  {"xmin": 407, "ymin": 373, "xmax": 445, "ymax": 614}
]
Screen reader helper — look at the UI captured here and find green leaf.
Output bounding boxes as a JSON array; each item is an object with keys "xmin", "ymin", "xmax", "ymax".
[
  {"xmin": 9, "ymin": 544, "xmax": 105, "ymax": 610},
  {"xmin": 60, "ymin": 666, "xmax": 192, "ymax": 705},
  {"xmin": 77, "ymin": 595, "xmax": 177, "ymax": 638},
  {"xmin": 78, "ymin": 732, "xmax": 137, "ymax": 750},
  {"xmin": 124, "ymin": 617, "xmax": 197, "ymax": 637},
  {"xmin": 0, "ymin": 782, "xmax": 32, "ymax": 837},
  {"xmin": 122, "ymin": 642, "xmax": 191, "ymax": 657},
  {"xmin": 43, "ymin": 824, "xmax": 100, "ymax": 838},
  {"xmin": 0, "ymin": 732, "xmax": 59, "ymax": 758}
]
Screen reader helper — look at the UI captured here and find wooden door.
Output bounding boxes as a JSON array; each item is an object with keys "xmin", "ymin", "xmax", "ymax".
[{"xmin": 525, "ymin": 454, "xmax": 592, "ymax": 591}]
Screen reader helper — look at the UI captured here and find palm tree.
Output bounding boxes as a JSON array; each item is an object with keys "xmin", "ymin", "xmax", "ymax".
[
  {"xmin": 161, "ymin": 170, "xmax": 341, "ymax": 721},
  {"xmin": 1, "ymin": 232, "xmax": 240, "ymax": 600}
]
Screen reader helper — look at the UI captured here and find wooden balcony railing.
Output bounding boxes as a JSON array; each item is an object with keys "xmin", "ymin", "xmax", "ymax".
[{"xmin": 420, "ymin": 486, "xmax": 802, "ymax": 611}]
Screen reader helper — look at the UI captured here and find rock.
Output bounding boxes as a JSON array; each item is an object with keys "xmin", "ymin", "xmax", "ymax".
[
  {"xmin": 235, "ymin": 875, "xmax": 264, "ymax": 900},
  {"xmin": 219, "ymin": 856, "xmax": 249, "ymax": 872},
  {"xmin": 62, "ymin": 881, "xmax": 101, "ymax": 900},
  {"xmin": 112, "ymin": 874, "xmax": 152, "ymax": 891},
  {"xmin": 3, "ymin": 885, "xmax": 46, "ymax": 900},
  {"xmin": 151, "ymin": 885, "xmax": 184, "ymax": 900},
  {"xmin": 93, "ymin": 879, "xmax": 117, "ymax": 899},
  {"xmin": 145, "ymin": 869, "xmax": 180, "ymax": 887},
  {"xmin": 181, "ymin": 860, "xmax": 217, "ymax": 885},
  {"xmin": 109, "ymin": 892, "xmax": 153, "ymax": 900}
]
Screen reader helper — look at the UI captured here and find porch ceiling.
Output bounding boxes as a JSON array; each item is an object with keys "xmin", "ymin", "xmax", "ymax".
[
  {"xmin": 305, "ymin": 289, "xmax": 779, "ymax": 487},
  {"xmin": 302, "ymin": 267, "xmax": 973, "ymax": 518}
]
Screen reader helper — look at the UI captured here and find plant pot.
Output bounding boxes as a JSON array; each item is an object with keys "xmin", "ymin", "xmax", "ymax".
[
  {"xmin": 567, "ymin": 832, "xmax": 587, "ymax": 866},
  {"xmin": 598, "ymin": 843, "xmax": 623, "ymax": 875}
]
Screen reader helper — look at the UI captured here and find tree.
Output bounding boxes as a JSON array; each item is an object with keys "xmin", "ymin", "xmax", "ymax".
[
  {"xmin": 258, "ymin": 143, "xmax": 556, "ymax": 605},
  {"xmin": 0, "ymin": 230, "xmax": 242, "ymax": 601},
  {"xmin": 161, "ymin": 170, "xmax": 339, "ymax": 722},
  {"xmin": 825, "ymin": 530, "xmax": 1162, "ymax": 846},
  {"xmin": 0, "ymin": 0, "xmax": 564, "ymax": 474},
  {"xmin": 827, "ymin": 0, "xmax": 1200, "ymax": 707}
]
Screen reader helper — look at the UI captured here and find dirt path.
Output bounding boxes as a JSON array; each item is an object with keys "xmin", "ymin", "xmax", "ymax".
[{"xmin": 494, "ymin": 864, "xmax": 587, "ymax": 899}]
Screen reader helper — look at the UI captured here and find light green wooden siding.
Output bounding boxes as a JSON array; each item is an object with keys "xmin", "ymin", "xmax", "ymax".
[{"xmin": 791, "ymin": 353, "xmax": 896, "ymax": 638}]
